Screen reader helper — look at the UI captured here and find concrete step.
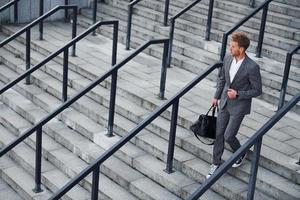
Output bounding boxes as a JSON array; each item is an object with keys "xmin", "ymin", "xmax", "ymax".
[
  {"xmin": 77, "ymin": 5, "xmax": 300, "ymax": 88},
  {"xmin": 0, "ymin": 58, "xmax": 286, "ymax": 200},
  {"xmin": 0, "ymin": 34, "xmax": 299, "ymax": 200},
  {"xmin": 1, "ymin": 18, "xmax": 300, "ymax": 145},
  {"xmin": 0, "ymin": 155, "xmax": 52, "ymax": 200},
  {"xmin": 63, "ymin": 19, "xmax": 300, "ymax": 111},
  {"xmin": 1, "ymin": 19, "xmax": 300, "ymax": 168},
  {"xmin": 0, "ymin": 123, "xmax": 92, "ymax": 200},
  {"xmin": 92, "ymin": 2, "xmax": 300, "ymax": 72},
  {"xmin": 226, "ymin": 0, "xmax": 300, "ymax": 17},
  {"xmin": 166, "ymin": 0, "xmax": 300, "ymax": 29},
  {"xmin": 102, "ymin": 0, "xmax": 300, "ymax": 54},
  {"xmin": 0, "ymin": 61, "xmax": 275, "ymax": 200},
  {"xmin": 0, "ymin": 176, "xmax": 25, "ymax": 200},
  {"xmin": 0, "ymin": 71, "xmax": 226, "ymax": 199},
  {"xmin": 0, "ymin": 106, "xmax": 157, "ymax": 200}
]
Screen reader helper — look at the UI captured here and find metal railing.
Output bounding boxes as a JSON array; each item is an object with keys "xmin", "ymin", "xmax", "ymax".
[
  {"xmin": 0, "ymin": 19, "xmax": 118, "ymax": 193},
  {"xmin": 167, "ymin": 0, "xmax": 214, "ymax": 68},
  {"xmin": 49, "ymin": 61, "xmax": 222, "ymax": 200},
  {"xmin": 249, "ymin": 0, "xmax": 255, "ymax": 8},
  {"xmin": 220, "ymin": 0, "xmax": 273, "ymax": 60},
  {"xmin": 0, "ymin": 0, "xmax": 20, "ymax": 23},
  {"xmin": 92, "ymin": 0, "xmax": 104, "ymax": 25},
  {"xmin": 0, "ymin": 4, "xmax": 78, "ymax": 84},
  {"xmin": 0, "ymin": 37, "xmax": 171, "ymax": 199},
  {"xmin": 278, "ymin": 43, "xmax": 300, "ymax": 109},
  {"xmin": 126, "ymin": 0, "xmax": 170, "ymax": 50},
  {"xmin": 187, "ymin": 92, "xmax": 300, "ymax": 200}
]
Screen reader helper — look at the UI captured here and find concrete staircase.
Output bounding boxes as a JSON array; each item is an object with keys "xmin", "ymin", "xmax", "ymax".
[
  {"xmin": 0, "ymin": 18, "xmax": 299, "ymax": 200},
  {"xmin": 76, "ymin": 0, "xmax": 300, "ymax": 113},
  {"xmin": 0, "ymin": 176, "xmax": 24, "ymax": 200}
]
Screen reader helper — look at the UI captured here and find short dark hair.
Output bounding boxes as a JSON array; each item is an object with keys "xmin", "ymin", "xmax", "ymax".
[{"xmin": 231, "ymin": 32, "xmax": 250, "ymax": 50}]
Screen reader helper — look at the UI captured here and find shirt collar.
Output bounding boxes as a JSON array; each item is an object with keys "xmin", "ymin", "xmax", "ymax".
[{"xmin": 233, "ymin": 56, "xmax": 245, "ymax": 65}]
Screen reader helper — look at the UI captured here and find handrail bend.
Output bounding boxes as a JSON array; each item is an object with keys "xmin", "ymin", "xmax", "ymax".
[
  {"xmin": 126, "ymin": 0, "xmax": 170, "ymax": 50},
  {"xmin": 0, "ymin": 0, "xmax": 20, "ymax": 22},
  {"xmin": 0, "ymin": 0, "xmax": 71, "ymax": 40},
  {"xmin": 278, "ymin": 43, "xmax": 300, "ymax": 109},
  {"xmin": 0, "ymin": 5, "xmax": 78, "ymax": 84}
]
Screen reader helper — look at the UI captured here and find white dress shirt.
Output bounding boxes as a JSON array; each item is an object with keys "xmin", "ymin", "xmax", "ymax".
[{"xmin": 229, "ymin": 57, "xmax": 245, "ymax": 83}]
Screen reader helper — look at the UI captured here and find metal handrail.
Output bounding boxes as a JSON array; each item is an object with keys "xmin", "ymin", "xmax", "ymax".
[
  {"xmin": 0, "ymin": 0, "xmax": 70, "ymax": 40},
  {"xmin": 0, "ymin": 0, "xmax": 19, "ymax": 22},
  {"xmin": 126, "ymin": 0, "xmax": 170, "ymax": 50},
  {"xmin": 249, "ymin": 0, "xmax": 255, "ymax": 8},
  {"xmin": 278, "ymin": 43, "xmax": 300, "ymax": 109},
  {"xmin": 0, "ymin": 27, "xmax": 173, "ymax": 198},
  {"xmin": 0, "ymin": 4, "xmax": 78, "ymax": 84},
  {"xmin": 187, "ymin": 92, "xmax": 300, "ymax": 200},
  {"xmin": 0, "ymin": 20, "xmax": 119, "ymax": 192},
  {"xmin": 49, "ymin": 61, "xmax": 222, "ymax": 200},
  {"xmin": 220, "ymin": 0, "xmax": 273, "ymax": 60},
  {"xmin": 167, "ymin": 0, "xmax": 215, "ymax": 68}
]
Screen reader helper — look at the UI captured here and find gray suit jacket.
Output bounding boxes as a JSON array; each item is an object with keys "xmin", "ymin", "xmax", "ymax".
[{"xmin": 214, "ymin": 55, "xmax": 262, "ymax": 115}]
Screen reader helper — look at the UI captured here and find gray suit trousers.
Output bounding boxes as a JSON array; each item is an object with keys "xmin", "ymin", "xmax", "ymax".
[{"xmin": 213, "ymin": 106, "xmax": 245, "ymax": 165}]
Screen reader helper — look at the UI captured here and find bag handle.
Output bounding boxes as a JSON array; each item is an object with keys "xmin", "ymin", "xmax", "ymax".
[
  {"xmin": 193, "ymin": 131, "xmax": 215, "ymax": 145},
  {"xmin": 206, "ymin": 105, "xmax": 219, "ymax": 116}
]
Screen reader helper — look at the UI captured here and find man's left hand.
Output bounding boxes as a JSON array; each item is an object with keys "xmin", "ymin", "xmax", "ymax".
[{"xmin": 227, "ymin": 89, "xmax": 237, "ymax": 99}]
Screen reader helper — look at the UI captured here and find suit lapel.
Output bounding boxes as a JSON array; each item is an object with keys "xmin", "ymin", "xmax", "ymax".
[
  {"xmin": 231, "ymin": 55, "xmax": 249, "ymax": 85},
  {"xmin": 225, "ymin": 56, "xmax": 233, "ymax": 85}
]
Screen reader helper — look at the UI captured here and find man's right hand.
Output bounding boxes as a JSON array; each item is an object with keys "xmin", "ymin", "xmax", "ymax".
[{"xmin": 212, "ymin": 98, "xmax": 219, "ymax": 107}]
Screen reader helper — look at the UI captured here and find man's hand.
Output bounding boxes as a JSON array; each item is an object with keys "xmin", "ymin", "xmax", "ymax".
[
  {"xmin": 227, "ymin": 89, "xmax": 237, "ymax": 99},
  {"xmin": 212, "ymin": 98, "xmax": 219, "ymax": 107}
]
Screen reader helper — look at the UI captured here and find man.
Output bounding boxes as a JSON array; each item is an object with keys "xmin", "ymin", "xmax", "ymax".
[{"xmin": 207, "ymin": 32, "xmax": 262, "ymax": 179}]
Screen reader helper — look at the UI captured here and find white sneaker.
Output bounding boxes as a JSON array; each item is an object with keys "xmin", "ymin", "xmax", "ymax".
[
  {"xmin": 206, "ymin": 164, "xmax": 219, "ymax": 179},
  {"xmin": 232, "ymin": 153, "xmax": 246, "ymax": 168}
]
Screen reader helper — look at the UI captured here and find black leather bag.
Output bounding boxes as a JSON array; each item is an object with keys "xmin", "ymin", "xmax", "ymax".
[{"xmin": 190, "ymin": 106, "xmax": 217, "ymax": 145}]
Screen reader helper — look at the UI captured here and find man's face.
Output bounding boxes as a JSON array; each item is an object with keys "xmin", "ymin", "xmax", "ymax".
[{"xmin": 229, "ymin": 41, "xmax": 244, "ymax": 57}]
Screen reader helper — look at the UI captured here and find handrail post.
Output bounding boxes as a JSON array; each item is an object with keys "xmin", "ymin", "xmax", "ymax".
[
  {"xmin": 163, "ymin": 0, "xmax": 170, "ymax": 26},
  {"xmin": 220, "ymin": 33, "xmax": 228, "ymax": 61},
  {"xmin": 159, "ymin": 40, "xmax": 169, "ymax": 99},
  {"xmin": 25, "ymin": 29, "xmax": 31, "ymax": 84},
  {"xmin": 167, "ymin": 18, "xmax": 175, "ymax": 69},
  {"xmin": 62, "ymin": 48, "xmax": 69, "ymax": 102},
  {"xmin": 278, "ymin": 52, "xmax": 292, "ymax": 110},
  {"xmin": 91, "ymin": 165, "xmax": 100, "ymax": 200},
  {"xmin": 249, "ymin": 0, "xmax": 255, "ymax": 8},
  {"xmin": 71, "ymin": 6, "xmax": 78, "ymax": 57},
  {"xmin": 64, "ymin": 0, "xmax": 69, "ymax": 22},
  {"xmin": 205, "ymin": 0, "xmax": 214, "ymax": 41},
  {"xmin": 33, "ymin": 126, "xmax": 43, "ymax": 193},
  {"xmin": 92, "ymin": 0, "xmax": 97, "ymax": 35},
  {"xmin": 112, "ymin": 22, "xmax": 118, "ymax": 65},
  {"xmin": 107, "ymin": 71, "xmax": 118, "ymax": 137},
  {"xmin": 255, "ymin": 3, "xmax": 269, "ymax": 58},
  {"xmin": 39, "ymin": 0, "xmax": 44, "ymax": 40},
  {"xmin": 247, "ymin": 138, "xmax": 262, "ymax": 199},
  {"xmin": 126, "ymin": 4, "xmax": 133, "ymax": 50},
  {"xmin": 164, "ymin": 99, "xmax": 179, "ymax": 173},
  {"xmin": 104, "ymin": 21, "xmax": 120, "ymax": 137},
  {"xmin": 14, "ymin": 0, "xmax": 18, "ymax": 23}
]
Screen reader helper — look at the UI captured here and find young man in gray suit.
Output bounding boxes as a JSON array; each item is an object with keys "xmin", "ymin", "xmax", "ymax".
[{"xmin": 207, "ymin": 32, "xmax": 262, "ymax": 179}]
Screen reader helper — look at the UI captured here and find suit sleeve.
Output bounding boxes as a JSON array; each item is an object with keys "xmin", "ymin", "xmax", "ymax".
[
  {"xmin": 214, "ymin": 64, "xmax": 225, "ymax": 99},
  {"xmin": 237, "ymin": 64, "xmax": 262, "ymax": 100}
]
